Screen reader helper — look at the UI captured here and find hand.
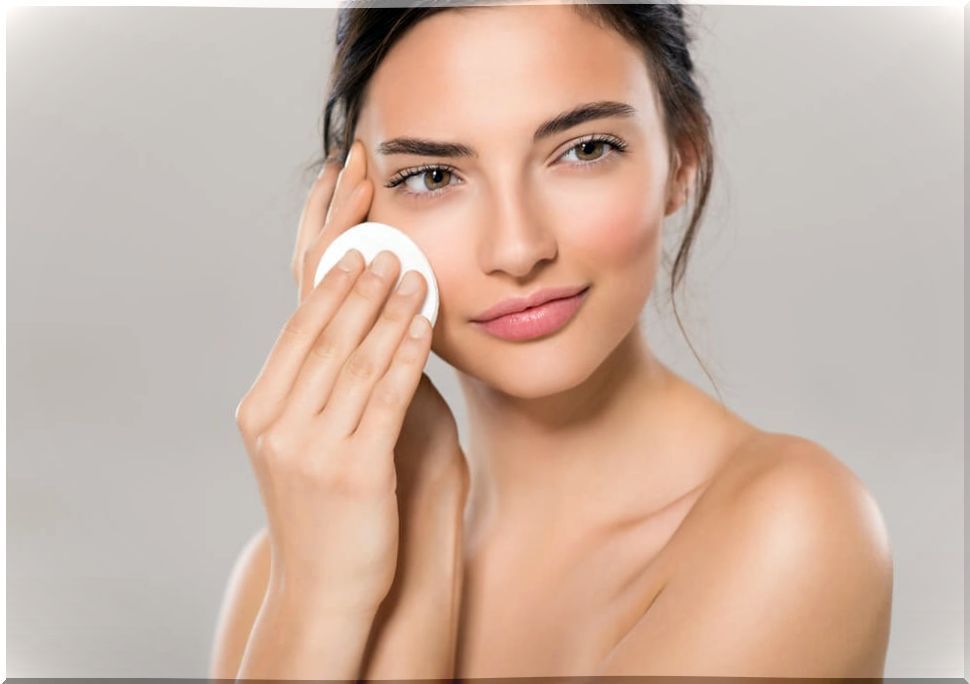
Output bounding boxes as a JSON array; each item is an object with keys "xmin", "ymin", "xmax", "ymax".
[
  {"xmin": 289, "ymin": 142, "xmax": 469, "ymax": 678},
  {"xmin": 293, "ymin": 141, "xmax": 469, "ymax": 502},
  {"xmin": 234, "ymin": 140, "xmax": 436, "ymax": 616}
]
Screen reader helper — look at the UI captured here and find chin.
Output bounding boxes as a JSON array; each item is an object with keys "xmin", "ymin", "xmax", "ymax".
[
  {"xmin": 438, "ymin": 321, "xmax": 617, "ymax": 401},
  {"xmin": 478, "ymin": 357, "xmax": 597, "ymax": 400}
]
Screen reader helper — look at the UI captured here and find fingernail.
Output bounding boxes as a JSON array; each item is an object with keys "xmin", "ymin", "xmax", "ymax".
[
  {"xmin": 396, "ymin": 270, "xmax": 421, "ymax": 295},
  {"xmin": 343, "ymin": 143, "xmax": 356, "ymax": 169},
  {"xmin": 337, "ymin": 249, "xmax": 360, "ymax": 272},
  {"xmin": 369, "ymin": 251, "xmax": 396, "ymax": 277},
  {"xmin": 409, "ymin": 315, "xmax": 429, "ymax": 338}
]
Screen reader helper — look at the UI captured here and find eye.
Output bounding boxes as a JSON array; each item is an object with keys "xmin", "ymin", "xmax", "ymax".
[
  {"xmin": 383, "ymin": 134, "xmax": 629, "ymax": 201},
  {"xmin": 384, "ymin": 164, "xmax": 462, "ymax": 200},
  {"xmin": 558, "ymin": 134, "xmax": 629, "ymax": 167}
]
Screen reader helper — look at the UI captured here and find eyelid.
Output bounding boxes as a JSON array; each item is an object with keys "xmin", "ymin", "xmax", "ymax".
[
  {"xmin": 384, "ymin": 162, "xmax": 461, "ymax": 189},
  {"xmin": 385, "ymin": 133, "xmax": 628, "ymax": 199},
  {"xmin": 553, "ymin": 132, "xmax": 628, "ymax": 163}
]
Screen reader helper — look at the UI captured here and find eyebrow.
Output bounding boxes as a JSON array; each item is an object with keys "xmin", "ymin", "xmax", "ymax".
[{"xmin": 376, "ymin": 100, "xmax": 638, "ymax": 158}]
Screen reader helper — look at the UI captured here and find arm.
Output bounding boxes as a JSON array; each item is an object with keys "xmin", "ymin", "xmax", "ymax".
[
  {"xmin": 208, "ymin": 460, "xmax": 468, "ymax": 681},
  {"xmin": 594, "ymin": 442, "xmax": 894, "ymax": 677},
  {"xmin": 360, "ymin": 451, "xmax": 469, "ymax": 680},
  {"xmin": 235, "ymin": 581, "xmax": 378, "ymax": 681},
  {"xmin": 208, "ymin": 527, "xmax": 378, "ymax": 682}
]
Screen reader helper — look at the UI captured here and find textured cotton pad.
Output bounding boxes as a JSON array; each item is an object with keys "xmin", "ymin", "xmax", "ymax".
[{"xmin": 313, "ymin": 221, "xmax": 440, "ymax": 328}]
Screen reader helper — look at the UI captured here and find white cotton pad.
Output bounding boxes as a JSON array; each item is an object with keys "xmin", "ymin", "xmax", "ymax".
[{"xmin": 312, "ymin": 221, "xmax": 440, "ymax": 328}]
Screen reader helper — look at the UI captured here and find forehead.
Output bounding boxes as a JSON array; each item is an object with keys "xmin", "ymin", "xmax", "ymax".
[{"xmin": 357, "ymin": 5, "xmax": 661, "ymax": 143}]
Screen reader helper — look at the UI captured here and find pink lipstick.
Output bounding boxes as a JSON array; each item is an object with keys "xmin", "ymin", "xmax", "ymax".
[{"xmin": 471, "ymin": 285, "xmax": 590, "ymax": 341}]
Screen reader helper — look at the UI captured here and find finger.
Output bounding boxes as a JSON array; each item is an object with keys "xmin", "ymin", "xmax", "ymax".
[
  {"xmin": 352, "ymin": 313, "xmax": 433, "ymax": 458},
  {"xmin": 291, "ymin": 159, "xmax": 342, "ymax": 288},
  {"xmin": 318, "ymin": 269, "xmax": 428, "ymax": 438},
  {"xmin": 322, "ymin": 139, "xmax": 368, "ymax": 230},
  {"xmin": 299, "ymin": 154, "xmax": 375, "ymax": 304},
  {"xmin": 241, "ymin": 249, "xmax": 367, "ymax": 429},
  {"xmin": 293, "ymin": 140, "xmax": 360, "ymax": 293},
  {"xmin": 299, "ymin": 177, "xmax": 374, "ymax": 305},
  {"xmin": 282, "ymin": 249, "xmax": 402, "ymax": 421}
]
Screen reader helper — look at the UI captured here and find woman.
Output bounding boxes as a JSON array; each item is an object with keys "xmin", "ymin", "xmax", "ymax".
[{"xmin": 209, "ymin": 3, "xmax": 894, "ymax": 679}]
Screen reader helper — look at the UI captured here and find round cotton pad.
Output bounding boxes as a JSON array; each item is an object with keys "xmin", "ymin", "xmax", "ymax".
[{"xmin": 313, "ymin": 221, "xmax": 440, "ymax": 328}]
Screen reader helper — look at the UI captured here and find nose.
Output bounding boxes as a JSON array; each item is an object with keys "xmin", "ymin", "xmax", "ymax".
[{"xmin": 477, "ymin": 182, "xmax": 558, "ymax": 280}]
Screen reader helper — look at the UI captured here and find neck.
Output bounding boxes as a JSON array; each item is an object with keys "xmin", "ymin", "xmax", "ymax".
[{"xmin": 456, "ymin": 325, "xmax": 688, "ymax": 546}]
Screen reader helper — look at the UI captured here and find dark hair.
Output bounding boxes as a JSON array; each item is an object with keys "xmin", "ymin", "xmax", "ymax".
[{"xmin": 309, "ymin": 1, "xmax": 722, "ymax": 404}]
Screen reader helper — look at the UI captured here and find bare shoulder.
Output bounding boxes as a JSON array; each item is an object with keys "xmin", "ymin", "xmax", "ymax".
[
  {"xmin": 729, "ymin": 432, "xmax": 892, "ymax": 559},
  {"xmin": 692, "ymin": 430, "xmax": 890, "ymax": 545},
  {"xmin": 597, "ymin": 431, "xmax": 895, "ymax": 676},
  {"xmin": 703, "ymin": 430, "xmax": 894, "ymax": 592}
]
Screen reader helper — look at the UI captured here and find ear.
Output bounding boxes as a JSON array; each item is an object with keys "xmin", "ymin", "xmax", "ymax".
[{"xmin": 664, "ymin": 141, "xmax": 698, "ymax": 217}]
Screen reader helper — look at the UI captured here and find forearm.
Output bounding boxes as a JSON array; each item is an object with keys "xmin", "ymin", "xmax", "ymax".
[
  {"xmin": 235, "ymin": 586, "xmax": 378, "ymax": 681},
  {"xmin": 361, "ymin": 476, "xmax": 466, "ymax": 679}
]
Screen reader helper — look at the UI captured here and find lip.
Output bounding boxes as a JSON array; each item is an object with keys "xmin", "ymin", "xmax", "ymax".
[
  {"xmin": 471, "ymin": 285, "xmax": 591, "ymax": 342},
  {"xmin": 471, "ymin": 284, "xmax": 590, "ymax": 322}
]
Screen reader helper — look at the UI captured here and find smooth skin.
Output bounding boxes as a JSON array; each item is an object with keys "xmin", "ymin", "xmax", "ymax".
[
  {"xmin": 211, "ymin": 140, "xmax": 468, "ymax": 680},
  {"xmin": 210, "ymin": 4, "xmax": 893, "ymax": 679}
]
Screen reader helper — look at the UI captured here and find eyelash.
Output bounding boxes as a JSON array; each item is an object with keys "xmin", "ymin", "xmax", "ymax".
[{"xmin": 383, "ymin": 133, "xmax": 629, "ymax": 201}]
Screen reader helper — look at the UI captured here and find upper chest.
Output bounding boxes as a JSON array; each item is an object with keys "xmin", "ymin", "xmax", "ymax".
[{"xmin": 453, "ymin": 481, "xmax": 711, "ymax": 679}]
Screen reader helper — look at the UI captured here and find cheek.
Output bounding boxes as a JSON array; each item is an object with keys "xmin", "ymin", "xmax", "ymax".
[
  {"xmin": 422, "ymin": 237, "xmax": 470, "ymax": 308},
  {"xmin": 371, "ymin": 214, "xmax": 474, "ymax": 332},
  {"xmin": 555, "ymin": 176, "xmax": 662, "ymax": 272},
  {"xmin": 362, "ymin": 193, "xmax": 463, "ymax": 296}
]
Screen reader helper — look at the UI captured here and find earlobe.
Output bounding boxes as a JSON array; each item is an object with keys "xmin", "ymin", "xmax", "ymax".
[
  {"xmin": 664, "ymin": 177, "xmax": 687, "ymax": 216},
  {"xmin": 663, "ymin": 149, "xmax": 684, "ymax": 216},
  {"xmin": 665, "ymin": 145, "xmax": 697, "ymax": 217}
]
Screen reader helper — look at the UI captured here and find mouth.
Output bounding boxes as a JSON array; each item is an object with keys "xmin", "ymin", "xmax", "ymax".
[
  {"xmin": 470, "ymin": 285, "xmax": 591, "ymax": 342},
  {"xmin": 471, "ymin": 284, "xmax": 591, "ymax": 322}
]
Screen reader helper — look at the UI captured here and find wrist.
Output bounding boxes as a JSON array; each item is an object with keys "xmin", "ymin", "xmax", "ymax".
[
  {"xmin": 240, "ymin": 586, "xmax": 378, "ymax": 681},
  {"xmin": 392, "ymin": 476, "xmax": 466, "ymax": 599},
  {"xmin": 267, "ymin": 573, "xmax": 384, "ymax": 620},
  {"xmin": 409, "ymin": 441, "xmax": 470, "ymax": 502}
]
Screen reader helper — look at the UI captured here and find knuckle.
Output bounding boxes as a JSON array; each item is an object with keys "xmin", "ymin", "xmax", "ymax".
[
  {"xmin": 281, "ymin": 316, "xmax": 314, "ymax": 343},
  {"xmin": 344, "ymin": 350, "xmax": 378, "ymax": 382},
  {"xmin": 256, "ymin": 427, "xmax": 293, "ymax": 463},
  {"xmin": 371, "ymin": 382, "xmax": 405, "ymax": 410},
  {"xmin": 396, "ymin": 335, "xmax": 425, "ymax": 364},
  {"xmin": 234, "ymin": 396, "xmax": 256, "ymax": 432},
  {"xmin": 310, "ymin": 334, "xmax": 342, "ymax": 362},
  {"xmin": 354, "ymin": 270, "xmax": 387, "ymax": 300},
  {"xmin": 293, "ymin": 452, "xmax": 330, "ymax": 483},
  {"xmin": 380, "ymin": 298, "xmax": 410, "ymax": 325}
]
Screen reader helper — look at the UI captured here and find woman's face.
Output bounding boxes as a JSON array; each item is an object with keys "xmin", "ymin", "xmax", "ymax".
[{"xmin": 354, "ymin": 5, "xmax": 691, "ymax": 399}]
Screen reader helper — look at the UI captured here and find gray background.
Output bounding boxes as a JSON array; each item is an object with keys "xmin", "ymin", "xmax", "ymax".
[{"xmin": 6, "ymin": 5, "xmax": 964, "ymax": 677}]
